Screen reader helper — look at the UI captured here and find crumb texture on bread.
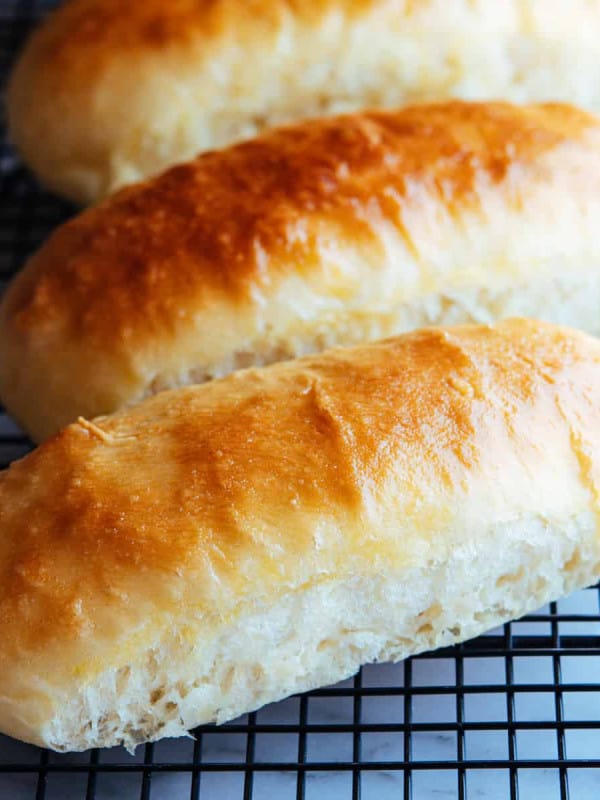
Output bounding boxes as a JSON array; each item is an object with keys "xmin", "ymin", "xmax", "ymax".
[
  {"xmin": 0, "ymin": 320, "xmax": 598, "ymax": 751},
  {"xmin": 2, "ymin": 102, "xmax": 600, "ymax": 441},
  {"xmin": 7, "ymin": 0, "xmax": 600, "ymax": 202}
]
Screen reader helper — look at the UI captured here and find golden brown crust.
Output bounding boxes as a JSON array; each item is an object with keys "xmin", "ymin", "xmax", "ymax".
[
  {"xmin": 10, "ymin": 0, "xmax": 599, "ymax": 101},
  {"xmin": 12, "ymin": 0, "xmax": 357, "ymax": 55},
  {"xmin": 11, "ymin": 101, "xmax": 593, "ymax": 339},
  {"xmin": 0, "ymin": 319, "xmax": 599, "ymax": 749},
  {"xmin": 8, "ymin": 0, "xmax": 600, "ymax": 203},
  {"xmin": 0, "ymin": 320, "xmax": 598, "ymax": 660},
  {"xmin": 2, "ymin": 101, "xmax": 600, "ymax": 441}
]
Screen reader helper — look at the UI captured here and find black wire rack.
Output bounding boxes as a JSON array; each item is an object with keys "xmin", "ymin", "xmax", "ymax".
[{"xmin": 2, "ymin": 2, "xmax": 600, "ymax": 798}]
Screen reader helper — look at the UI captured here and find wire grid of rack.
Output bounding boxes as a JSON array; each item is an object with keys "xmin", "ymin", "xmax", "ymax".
[{"xmin": 2, "ymin": 2, "xmax": 600, "ymax": 798}]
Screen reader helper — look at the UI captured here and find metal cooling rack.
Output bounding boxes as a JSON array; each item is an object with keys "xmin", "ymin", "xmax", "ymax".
[{"xmin": 2, "ymin": 1, "xmax": 600, "ymax": 798}]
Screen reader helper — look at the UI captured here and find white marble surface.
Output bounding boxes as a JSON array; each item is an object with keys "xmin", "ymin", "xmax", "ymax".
[{"xmin": 1, "ymin": 416, "xmax": 600, "ymax": 798}]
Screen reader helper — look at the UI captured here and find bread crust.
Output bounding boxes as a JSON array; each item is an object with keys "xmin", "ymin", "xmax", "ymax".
[
  {"xmin": 7, "ymin": 0, "xmax": 600, "ymax": 202},
  {"xmin": 2, "ymin": 102, "xmax": 600, "ymax": 441},
  {"xmin": 0, "ymin": 320, "xmax": 599, "ymax": 751}
]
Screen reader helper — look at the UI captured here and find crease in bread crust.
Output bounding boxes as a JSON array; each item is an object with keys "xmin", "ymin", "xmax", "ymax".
[
  {"xmin": 2, "ymin": 102, "xmax": 600, "ymax": 441},
  {"xmin": 0, "ymin": 320, "xmax": 598, "ymax": 751},
  {"xmin": 7, "ymin": 0, "xmax": 600, "ymax": 202}
]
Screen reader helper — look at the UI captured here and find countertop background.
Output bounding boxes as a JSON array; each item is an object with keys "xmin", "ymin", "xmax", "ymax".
[{"xmin": 2, "ymin": 1, "xmax": 600, "ymax": 797}]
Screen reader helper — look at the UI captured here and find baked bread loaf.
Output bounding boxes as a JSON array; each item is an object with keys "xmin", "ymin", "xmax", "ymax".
[
  {"xmin": 7, "ymin": 0, "xmax": 600, "ymax": 204},
  {"xmin": 0, "ymin": 319, "xmax": 598, "ymax": 752},
  {"xmin": 2, "ymin": 101, "xmax": 600, "ymax": 442}
]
